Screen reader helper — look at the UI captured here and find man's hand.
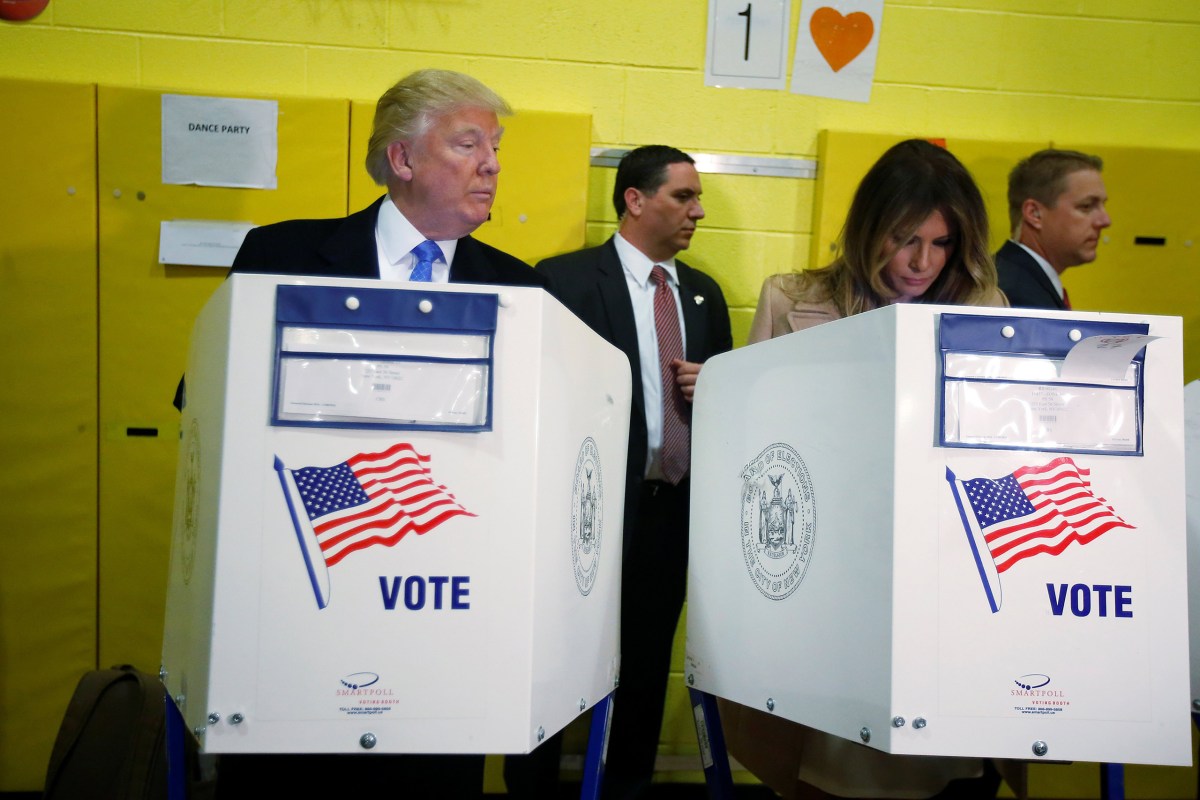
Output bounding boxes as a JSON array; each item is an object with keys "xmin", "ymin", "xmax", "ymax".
[{"xmin": 673, "ymin": 358, "xmax": 703, "ymax": 402}]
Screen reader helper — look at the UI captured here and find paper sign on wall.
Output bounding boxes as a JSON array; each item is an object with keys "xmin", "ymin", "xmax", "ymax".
[
  {"xmin": 705, "ymin": 0, "xmax": 790, "ymax": 90},
  {"xmin": 790, "ymin": 0, "xmax": 883, "ymax": 103},
  {"xmin": 162, "ymin": 93, "xmax": 278, "ymax": 189}
]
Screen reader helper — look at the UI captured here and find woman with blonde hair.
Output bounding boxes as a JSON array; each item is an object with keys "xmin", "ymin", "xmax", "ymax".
[
  {"xmin": 728, "ymin": 139, "xmax": 1015, "ymax": 800},
  {"xmin": 749, "ymin": 138, "xmax": 1004, "ymax": 345}
]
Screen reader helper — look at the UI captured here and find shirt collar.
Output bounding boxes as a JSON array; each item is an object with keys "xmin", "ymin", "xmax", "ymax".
[
  {"xmin": 376, "ymin": 196, "xmax": 458, "ymax": 267},
  {"xmin": 614, "ymin": 232, "xmax": 678, "ymax": 288}
]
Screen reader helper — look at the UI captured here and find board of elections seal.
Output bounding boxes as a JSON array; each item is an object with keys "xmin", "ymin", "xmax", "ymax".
[
  {"xmin": 740, "ymin": 443, "xmax": 816, "ymax": 600},
  {"xmin": 570, "ymin": 437, "xmax": 603, "ymax": 596}
]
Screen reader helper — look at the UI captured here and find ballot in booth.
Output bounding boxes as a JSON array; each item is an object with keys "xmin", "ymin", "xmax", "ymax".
[
  {"xmin": 161, "ymin": 273, "xmax": 629, "ymax": 795},
  {"xmin": 686, "ymin": 304, "xmax": 1191, "ymax": 796}
]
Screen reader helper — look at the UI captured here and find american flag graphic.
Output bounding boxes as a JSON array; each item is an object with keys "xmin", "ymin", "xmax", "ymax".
[
  {"xmin": 946, "ymin": 457, "xmax": 1134, "ymax": 612},
  {"xmin": 274, "ymin": 444, "xmax": 474, "ymax": 607}
]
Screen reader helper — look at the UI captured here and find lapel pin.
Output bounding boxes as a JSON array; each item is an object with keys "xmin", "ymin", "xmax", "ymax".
[{"xmin": 694, "ymin": 295, "xmax": 704, "ymax": 305}]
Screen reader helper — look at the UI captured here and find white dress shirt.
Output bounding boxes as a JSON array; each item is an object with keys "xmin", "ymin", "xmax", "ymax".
[
  {"xmin": 375, "ymin": 196, "xmax": 459, "ymax": 283},
  {"xmin": 613, "ymin": 232, "xmax": 688, "ymax": 481}
]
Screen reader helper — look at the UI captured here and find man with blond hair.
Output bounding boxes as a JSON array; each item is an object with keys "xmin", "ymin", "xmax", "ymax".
[
  {"xmin": 996, "ymin": 148, "xmax": 1111, "ymax": 309},
  {"xmin": 232, "ymin": 68, "xmax": 543, "ymax": 289}
]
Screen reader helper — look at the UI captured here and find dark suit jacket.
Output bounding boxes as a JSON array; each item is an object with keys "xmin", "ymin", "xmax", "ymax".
[
  {"xmin": 232, "ymin": 196, "xmax": 546, "ymax": 289},
  {"xmin": 537, "ymin": 238, "xmax": 733, "ymax": 544},
  {"xmin": 995, "ymin": 240, "xmax": 1065, "ymax": 310}
]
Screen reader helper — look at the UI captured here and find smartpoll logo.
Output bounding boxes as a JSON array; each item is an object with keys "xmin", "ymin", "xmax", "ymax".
[
  {"xmin": 946, "ymin": 456, "xmax": 1135, "ymax": 613},
  {"xmin": 1010, "ymin": 673, "xmax": 1070, "ymax": 715},
  {"xmin": 274, "ymin": 442, "xmax": 476, "ymax": 609}
]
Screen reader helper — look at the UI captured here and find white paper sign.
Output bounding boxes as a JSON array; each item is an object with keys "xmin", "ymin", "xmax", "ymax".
[
  {"xmin": 162, "ymin": 93, "xmax": 278, "ymax": 188},
  {"xmin": 159, "ymin": 220, "xmax": 255, "ymax": 267},
  {"xmin": 790, "ymin": 0, "xmax": 883, "ymax": 103},
  {"xmin": 1061, "ymin": 334, "xmax": 1159, "ymax": 383},
  {"xmin": 705, "ymin": 0, "xmax": 790, "ymax": 90},
  {"xmin": 278, "ymin": 358, "xmax": 487, "ymax": 427},
  {"xmin": 946, "ymin": 380, "xmax": 1139, "ymax": 452}
]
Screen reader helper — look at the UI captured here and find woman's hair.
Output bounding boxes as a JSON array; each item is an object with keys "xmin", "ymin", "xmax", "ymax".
[{"xmin": 794, "ymin": 139, "xmax": 999, "ymax": 316}]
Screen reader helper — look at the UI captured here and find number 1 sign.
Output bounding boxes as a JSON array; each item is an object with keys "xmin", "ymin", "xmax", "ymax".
[{"xmin": 705, "ymin": 0, "xmax": 790, "ymax": 90}]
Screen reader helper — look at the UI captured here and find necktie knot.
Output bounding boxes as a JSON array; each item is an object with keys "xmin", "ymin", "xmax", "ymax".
[
  {"xmin": 410, "ymin": 240, "xmax": 443, "ymax": 282},
  {"xmin": 650, "ymin": 264, "xmax": 669, "ymax": 288}
]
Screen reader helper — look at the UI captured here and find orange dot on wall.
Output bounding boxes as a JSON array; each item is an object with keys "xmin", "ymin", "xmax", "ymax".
[{"xmin": 0, "ymin": 0, "xmax": 50, "ymax": 22}]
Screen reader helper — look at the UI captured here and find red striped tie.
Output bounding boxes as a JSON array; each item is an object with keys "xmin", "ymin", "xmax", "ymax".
[
  {"xmin": 651, "ymin": 265, "xmax": 689, "ymax": 484},
  {"xmin": 1061, "ymin": 287, "xmax": 1072, "ymax": 310}
]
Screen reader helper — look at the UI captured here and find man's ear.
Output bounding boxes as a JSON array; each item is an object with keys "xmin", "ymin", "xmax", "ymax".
[
  {"xmin": 624, "ymin": 187, "xmax": 643, "ymax": 219},
  {"xmin": 387, "ymin": 140, "xmax": 414, "ymax": 183},
  {"xmin": 1021, "ymin": 198, "xmax": 1043, "ymax": 231}
]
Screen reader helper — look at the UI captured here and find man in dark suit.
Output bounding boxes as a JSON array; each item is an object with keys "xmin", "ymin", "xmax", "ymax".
[
  {"xmin": 996, "ymin": 148, "xmax": 1111, "ymax": 309},
  {"xmin": 231, "ymin": 68, "xmax": 544, "ymax": 291},
  {"xmin": 510, "ymin": 145, "xmax": 731, "ymax": 798},
  {"xmin": 215, "ymin": 68, "xmax": 542, "ymax": 799}
]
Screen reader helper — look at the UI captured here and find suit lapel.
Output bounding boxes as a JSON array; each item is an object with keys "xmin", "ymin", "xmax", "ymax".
[
  {"xmin": 318, "ymin": 197, "xmax": 384, "ymax": 278},
  {"xmin": 595, "ymin": 239, "xmax": 646, "ymax": 428},
  {"xmin": 676, "ymin": 263, "xmax": 708, "ymax": 362},
  {"xmin": 1004, "ymin": 241, "xmax": 1066, "ymax": 310},
  {"xmin": 448, "ymin": 236, "xmax": 495, "ymax": 284}
]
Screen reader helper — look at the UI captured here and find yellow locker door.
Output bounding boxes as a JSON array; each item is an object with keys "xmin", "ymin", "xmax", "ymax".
[
  {"xmin": 0, "ymin": 78, "xmax": 98, "ymax": 792},
  {"xmin": 349, "ymin": 103, "xmax": 591, "ymax": 264},
  {"xmin": 96, "ymin": 87, "xmax": 350, "ymax": 671}
]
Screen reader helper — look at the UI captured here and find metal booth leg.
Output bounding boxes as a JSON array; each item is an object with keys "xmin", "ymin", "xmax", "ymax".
[
  {"xmin": 1099, "ymin": 762, "xmax": 1125, "ymax": 800},
  {"xmin": 165, "ymin": 692, "xmax": 188, "ymax": 800},
  {"xmin": 689, "ymin": 689, "xmax": 735, "ymax": 799},
  {"xmin": 580, "ymin": 691, "xmax": 615, "ymax": 800}
]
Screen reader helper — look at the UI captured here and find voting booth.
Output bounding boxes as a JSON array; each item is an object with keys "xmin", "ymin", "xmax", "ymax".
[
  {"xmin": 162, "ymin": 273, "xmax": 629, "ymax": 755},
  {"xmin": 687, "ymin": 303, "xmax": 1190, "ymax": 765},
  {"xmin": 1185, "ymin": 381, "xmax": 1200, "ymax": 714}
]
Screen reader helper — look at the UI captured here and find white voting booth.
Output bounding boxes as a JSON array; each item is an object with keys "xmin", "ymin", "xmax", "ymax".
[
  {"xmin": 1185, "ymin": 381, "xmax": 1200, "ymax": 714},
  {"xmin": 163, "ymin": 273, "xmax": 629, "ymax": 755},
  {"xmin": 687, "ymin": 303, "xmax": 1190, "ymax": 766}
]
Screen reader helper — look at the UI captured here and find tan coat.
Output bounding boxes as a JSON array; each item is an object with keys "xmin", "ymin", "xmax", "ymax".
[{"xmin": 723, "ymin": 273, "xmax": 1023, "ymax": 800}]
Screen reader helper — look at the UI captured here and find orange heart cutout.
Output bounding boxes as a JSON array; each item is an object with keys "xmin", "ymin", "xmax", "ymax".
[{"xmin": 810, "ymin": 7, "xmax": 875, "ymax": 73}]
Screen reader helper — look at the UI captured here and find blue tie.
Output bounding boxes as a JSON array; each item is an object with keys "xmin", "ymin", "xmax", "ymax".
[{"xmin": 409, "ymin": 240, "xmax": 442, "ymax": 282}]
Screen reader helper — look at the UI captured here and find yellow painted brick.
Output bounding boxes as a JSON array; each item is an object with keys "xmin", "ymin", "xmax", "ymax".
[
  {"xmin": 54, "ymin": 0, "xmax": 223, "ymax": 36},
  {"xmin": 774, "ymin": 84, "xmax": 934, "ymax": 160},
  {"xmin": 700, "ymin": 171, "xmax": 815, "ymax": 235},
  {"xmin": 686, "ymin": 230, "xmax": 810, "ymax": 309},
  {"xmin": 584, "ymin": 221, "xmax": 617, "ymax": 250},
  {"xmin": 877, "ymin": 7, "xmax": 1004, "ymax": 89},
  {"xmin": 730, "ymin": 307, "xmax": 757, "ymax": 349},
  {"xmin": 587, "ymin": 165, "xmax": 618, "ymax": 223},
  {"xmin": 472, "ymin": 58, "xmax": 625, "ymax": 146},
  {"xmin": 307, "ymin": 48, "xmax": 469, "ymax": 102},
  {"xmin": 386, "ymin": 0, "xmax": 702, "ymax": 70},
  {"xmin": 0, "ymin": 28, "xmax": 139, "ymax": 86},
  {"xmin": 625, "ymin": 70, "xmax": 785, "ymax": 155},
  {"xmin": 225, "ymin": 0, "xmax": 386, "ymax": 47},
  {"xmin": 993, "ymin": 15, "xmax": 1196, "ymax": 101},
  {"xmin": 928, "ymin": 89, "xmax": 1200, "ymax": 149},
  {"xmin": 915, "ymin": 0, "xmax": 1200, "ymax": 25},
  {"xmin": 140, "ymin": 37, "xmax": 307, "ymax": 97}
]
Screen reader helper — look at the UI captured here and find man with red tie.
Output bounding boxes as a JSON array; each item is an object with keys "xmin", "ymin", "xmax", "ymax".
[
  {"xmin": 996, "ymin": 148, "xmax": 1112, "ymax": 310},
  {"xmin": 514, "ymin": 145, "xmax": 732, "ymax": 798}
]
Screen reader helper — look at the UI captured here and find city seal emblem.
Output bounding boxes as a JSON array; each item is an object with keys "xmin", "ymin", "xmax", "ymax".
[
  {"xmin": 570, "ymin": 437, "xmax": 604, "ymax": 596},
  {"xmin": 740, "ymin": 443, "xmax": 816, "ymax": 600}
]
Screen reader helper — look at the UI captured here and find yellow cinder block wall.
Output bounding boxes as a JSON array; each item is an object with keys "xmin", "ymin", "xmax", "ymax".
[{"xmin": 2, "ymin": 1, "xmax": 1197, "ymax": 797}]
